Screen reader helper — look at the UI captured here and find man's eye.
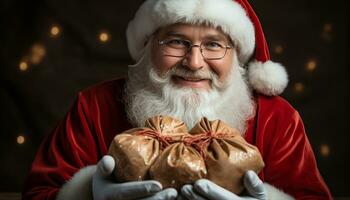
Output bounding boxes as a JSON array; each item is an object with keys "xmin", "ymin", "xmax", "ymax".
[
  {"xmin": 204, "ymin": 41, "xmax": 224, "ymax": 49},
  {"xmin": 166, "ymin": 39, "xmax": 189, "ymax": 48}
]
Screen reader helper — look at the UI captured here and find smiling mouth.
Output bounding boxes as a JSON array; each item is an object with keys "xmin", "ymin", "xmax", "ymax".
[{"xmin": 173, "ymin": 75, "xmax": 208, "ymax": 82}]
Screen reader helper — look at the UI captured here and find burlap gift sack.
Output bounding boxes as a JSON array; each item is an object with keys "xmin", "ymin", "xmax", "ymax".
[
  {"xmin": 189, "ymin": 117, "xmax": 265, "ymax": 194},
  {"xmin": 108, "ymin": 115, "xmax": 188, "ymax": 182},
  {"xmin": 149, "ymin": 142, "xmax": 207, "ymax": 190}
]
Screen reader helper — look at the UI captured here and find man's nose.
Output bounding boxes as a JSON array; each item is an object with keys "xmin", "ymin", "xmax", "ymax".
[{"xmin": 183, "ymin": 46, "xmax": 206, "ymax": 71}]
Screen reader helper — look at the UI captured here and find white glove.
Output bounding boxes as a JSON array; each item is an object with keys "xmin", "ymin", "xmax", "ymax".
[
  {"xmin": 93, "ymin": 155, "xmax": 178, "ymax": 200},
  {"xmin": 180, "ymin": 170, "xmax": 266, "ymax": 200}
]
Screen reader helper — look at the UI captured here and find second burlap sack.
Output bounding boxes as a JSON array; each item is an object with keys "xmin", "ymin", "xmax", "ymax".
[{"xmin": 189, "ymin": 117, "xmax": 265, "ymax": 194}]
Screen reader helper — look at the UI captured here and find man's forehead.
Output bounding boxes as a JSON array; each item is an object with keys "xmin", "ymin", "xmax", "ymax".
[{"xmin": 156, "ymin": 23, "xmax": 230, "ymax": 41}]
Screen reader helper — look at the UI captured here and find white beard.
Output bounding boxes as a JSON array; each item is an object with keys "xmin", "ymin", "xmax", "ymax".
[{"xmin": 124, "ymin": 48, "xmax": 255, "ymax": 134}]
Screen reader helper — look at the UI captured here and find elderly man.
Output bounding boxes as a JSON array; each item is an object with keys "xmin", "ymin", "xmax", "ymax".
[{"xmin": 23, "ymin": 0, "xmax": 332, "ymax": 199}]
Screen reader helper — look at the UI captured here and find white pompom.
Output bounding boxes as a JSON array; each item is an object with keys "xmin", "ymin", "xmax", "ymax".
[{"xmin": 247, "ymin": 60, "xmax": 288, "ymax": 96}]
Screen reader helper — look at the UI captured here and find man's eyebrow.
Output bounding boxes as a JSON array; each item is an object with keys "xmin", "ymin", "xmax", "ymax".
[
  {"xmin": 163, "ymin": 31, "xmax": 187, "ymax": 38},
  {"xmin": 204, "ymin": 34, "xmax": 228, "ymax": 41},
  {"xmin": 163, "ymin": 31, "xmax": 229, "ymax": 42}
]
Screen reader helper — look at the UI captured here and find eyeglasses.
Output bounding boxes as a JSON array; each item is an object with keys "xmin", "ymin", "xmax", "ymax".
[{"xmin": 158, "ymin": 38, "xmax": 233, "ymax": 60}]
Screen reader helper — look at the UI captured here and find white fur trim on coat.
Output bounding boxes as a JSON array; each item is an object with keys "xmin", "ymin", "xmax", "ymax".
[
  {"xmin": 264, "ymin": 183, "xmax": 295, "ymax": 200},
  {"xmin": 56, "ymin": 166, "xmax": 96, "ymax": 200},
  {"xmin": 127, "ymin": 0, "xmax": 255, "ymax": 64},
  {"xmin": 247, "ymin": 60, "xmax": 289, "ymax": 96}
]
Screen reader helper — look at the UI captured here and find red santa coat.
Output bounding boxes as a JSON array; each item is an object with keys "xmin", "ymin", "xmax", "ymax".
[{"xmin": 22, "ymin": 78, "xmax": 332, "ymax": 199}]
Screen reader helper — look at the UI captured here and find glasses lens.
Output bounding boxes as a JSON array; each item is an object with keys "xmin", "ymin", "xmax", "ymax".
[
  {"xmin": 202, "ymin": 48, "xmax": 227, "ymax": 59},
  {"xmin": 161, "ymin": 39, "xmax": 188, "ymax": 57},
  {"xmin": 201, "ymin": 41, "xmax": 227, "ymax": 59},
  {"xmin": 161, "ymin": 46, "xmax": 187, "ymax": 57}
]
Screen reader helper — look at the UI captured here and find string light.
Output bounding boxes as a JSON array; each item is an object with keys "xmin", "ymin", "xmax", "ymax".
[
  {"xmin": 319, "ymin": 144, "xmax": 330, "ymax": 157},
  {"xmin": 99, "ymin": 31, "xmax": 110, "ymax": 43},
  {"xmin": 306, "ymin": 59, "xmax": 317, "ymax": 72},
  {"xmin": 50, "ymin": 25, "xmax": 61, "ymax": 37},
  {"xmin": 273, "ymin": 45, "xmax": 284, "ymax": 55},
  {"xmin": 293, "ymin": 82, "xmax": 305, "ymax": 94},
  {"xmin": 321, "ymin": 22, "xmax": 332, "ymax": 41},
  {"xmin": 17, "ymin": 135, "xmax": 25, "ymax": 145},
  {"xmin": 30, "ymin": 43, "xmax": 46, "ymax": 64},
  {"xmin": 18, "ymin": 43, "xmax": 46, "ymax": 71},
  {"xmin": 19, "ymin": 61, "xmax": 29, "ymax": 71}
]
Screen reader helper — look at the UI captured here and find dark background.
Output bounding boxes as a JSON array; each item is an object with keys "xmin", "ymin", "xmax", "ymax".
[{"xmin": 0, "ymin": 0, "xmax": 349, "ymax": 197}]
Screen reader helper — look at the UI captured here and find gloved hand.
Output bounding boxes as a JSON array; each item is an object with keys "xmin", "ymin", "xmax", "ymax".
[
  {"xmin": 180, "ymin": 170, "xmax": 266, "ymax": 200},
  {"xmin": 92, "ymin": 155, "xmax": 178, "ymax": 200}
]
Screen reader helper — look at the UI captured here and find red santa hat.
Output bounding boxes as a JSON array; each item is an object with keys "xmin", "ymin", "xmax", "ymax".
[{"xmin": 126, "ymin": 0, "xmax": 288, "ymax": 96}]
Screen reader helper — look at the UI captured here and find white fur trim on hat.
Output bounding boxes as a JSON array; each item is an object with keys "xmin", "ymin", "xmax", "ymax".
[
  {"xmin": 247, "ymin": 60, "xmax": 289, "ymax": 96},
  {"xmin": 127, "ymin": 0, "xmax": 255, "ymax": 64}
]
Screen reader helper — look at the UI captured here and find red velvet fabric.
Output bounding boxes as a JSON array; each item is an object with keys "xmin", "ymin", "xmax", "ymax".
[{"xmin": 22, "ymin": 79, "xmax": 332, "ymax": 199}]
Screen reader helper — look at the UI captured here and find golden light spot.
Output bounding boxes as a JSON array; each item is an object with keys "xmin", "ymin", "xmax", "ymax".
[
  {"xmin": 306, "ymin": 59, "xmax": 317, "ymax": 72},
  {"xmin": 321, "ymin": 23, "xmax": 333, "ymax": 42},
  {"xmin": 293, "ymin": 82, "xmax": 304, "ymax": 94},
  {"xmin": 17, "ymin": 135, "xmax": 25, "ymax": 144},
  {"xmin": 320, "ymin": 144, "xmax": 330, "ymax": 157},
  {"xmin": 274, "ymin": 45, "xmax": 284, "ymax": 55},
  {"xmin": 30, "ymin": 44, "xmax": 46, "ymax": 64},
  {"xmin": 99, "ymin": 31, "xmax": 110, "ymax": 43},
  {"xmin": 32, "ymin": 44, "xmax": 46, "ymax": 57},
  {"xmin": 50, "ymin": 25, "xmax": 61, "ymax": 37},
  {"xmin": 19, "ymin": 61, "xmax": 29, "ymax": 71},
  {"xmin": 323, "ymin": 23, "xmax": 332, "ymax": 33}
]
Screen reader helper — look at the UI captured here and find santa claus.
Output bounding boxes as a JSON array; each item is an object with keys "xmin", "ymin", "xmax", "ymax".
[{"xmin": 23, "ymin": 0, "xmax": 332, "ymax": 199}]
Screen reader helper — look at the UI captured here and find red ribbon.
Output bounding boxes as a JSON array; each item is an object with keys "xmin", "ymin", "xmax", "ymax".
[
  {"xmin": 184, "ymin": 131, "xmax": 233, "ymax": 158},
  {"xmin": 137, "ymin": 129, "xmax": 234, "ymax": 156},
  {"xmin": 137, "ymin": 129, "xmax": 176, "ymax": 150}
]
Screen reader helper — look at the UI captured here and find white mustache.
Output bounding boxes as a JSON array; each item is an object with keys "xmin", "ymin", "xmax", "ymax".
[{"xmin": 168, "ymin": 66, "xmax": 215, "ymax": 80}]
